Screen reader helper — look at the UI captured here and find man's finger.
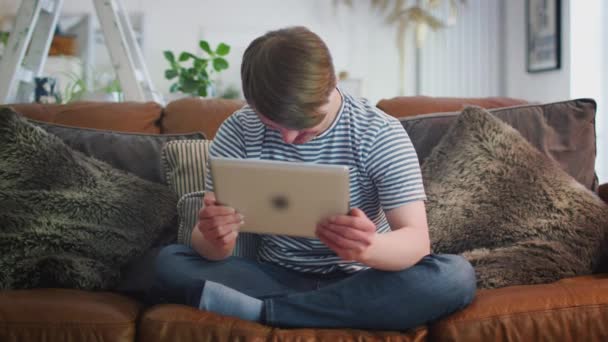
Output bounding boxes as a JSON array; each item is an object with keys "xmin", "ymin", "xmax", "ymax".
[
  {"xmin": 199, "ymin": 205, "xmax": 236, "ymax": 219},
  {"xmin": 324, "ymin": 223, "xmax": 373, "ymax": 246},
  {"xmin": 203, "ymin": 192, "xmax": 217, "ymax": 207}
]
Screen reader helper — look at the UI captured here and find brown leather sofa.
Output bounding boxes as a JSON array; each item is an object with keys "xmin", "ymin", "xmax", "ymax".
[{"xmin": 1, "ymin": 96, "xmax": 607, "ymax": 342}]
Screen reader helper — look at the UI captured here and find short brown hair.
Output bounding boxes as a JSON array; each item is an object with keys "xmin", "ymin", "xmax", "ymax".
[{"xmin": 241, "ymin": 27, "xmax": 336, "ymax": 129}]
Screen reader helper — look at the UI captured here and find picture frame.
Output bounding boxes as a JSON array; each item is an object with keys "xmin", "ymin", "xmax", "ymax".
[{"xmin": 526, "ymin": 0, "xmax": 561, "ymax": 73}]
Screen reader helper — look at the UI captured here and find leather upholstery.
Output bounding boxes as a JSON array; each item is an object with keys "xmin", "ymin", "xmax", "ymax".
[
  {"xmin": 430, "ymin": 275, "xmax": 608, "ymax": 341},
  {"xmin": 138, "ymin": 304, "xmax": 427, "ymax": 342},
  {"xmin": 162, "ymin": 97, "xmax": 245, "ymax": 138},
  {"xmin": 0, "ymin": 289, "xmax": 140, "ymax": 342},
  {"xmin": 376, "ymin": 96, "xmax": 529, "ymax": 118},
  {"xmin": 7, "ymin": 101, "xmax": 163, "ymax": 133}
]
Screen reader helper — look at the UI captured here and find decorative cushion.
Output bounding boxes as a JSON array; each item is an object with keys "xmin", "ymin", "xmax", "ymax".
[
  {"xmin": 0, "ymin": 107, "xmax": 178, "ymax": 290},
  {"xmin": 401, "ymin": 99, "xmax": 598, "ymax": 191},
  {"xmin": 161, "ymin": 140, "xmax": 211, "ymax": 198},
  {"xmin": 28, "ymin": 118, "xmax": 205, "ymax": 184},
  {"xmin": 422, "ymin": 106, "xmax": 608, "ymax": 289},
  {"xmin": 162, "ymin": 140, "xmax": 259, "ymax": 258}
]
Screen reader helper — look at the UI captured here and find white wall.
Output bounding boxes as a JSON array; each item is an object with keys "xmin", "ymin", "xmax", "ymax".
[
  {"xmin": 504, "ymin": 0, "xmax": 571, "ymax": 103},
  {"xmin": 420, "ymin": 0, "xmax": 502, "ymax": 97},
  {"xmin": 0, "ymin": 0, "xmax": 416, "ymax": 104},
  {"xmin": 570, "ymin": 0, "xmax": 607, "ymax": 182}
]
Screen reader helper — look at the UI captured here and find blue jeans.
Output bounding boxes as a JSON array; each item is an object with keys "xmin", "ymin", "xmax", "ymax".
[{"xmin": 151, "ymin": 244, "xmax": 476, "ymax": 330}]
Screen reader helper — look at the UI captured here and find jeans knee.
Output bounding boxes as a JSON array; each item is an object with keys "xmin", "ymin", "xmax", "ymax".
[
  {"xmin": 436, "ymin": 254, "xmax": 477, "ymax": 310},
  {"xmin": 155, "ymin": 244, "xmax": 196, "ymax": 281}
]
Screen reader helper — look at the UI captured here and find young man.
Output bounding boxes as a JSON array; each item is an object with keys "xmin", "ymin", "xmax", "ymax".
[{"xmin": 153, "ymin": 26, "xmax": 476, "ymax": 330}]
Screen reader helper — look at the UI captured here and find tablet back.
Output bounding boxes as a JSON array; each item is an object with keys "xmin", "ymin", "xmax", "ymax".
[{"xmin": 209, "ymin": 157, "xmax": 349, "ymax": 237}]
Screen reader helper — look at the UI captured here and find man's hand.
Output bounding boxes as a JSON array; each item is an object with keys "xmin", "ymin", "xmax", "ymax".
[
  {"xmin": 316, "ymin": 208, "xmax": 377, "ymax": 263},
  {"xmin": 197, "ymin": 192, "xmax": 243, "ymax": 248}
]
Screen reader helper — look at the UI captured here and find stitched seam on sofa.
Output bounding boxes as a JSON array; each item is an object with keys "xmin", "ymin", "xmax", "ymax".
[{"xmin": 445, "ymin": 303, "xmax": 608, "ymax": 324}]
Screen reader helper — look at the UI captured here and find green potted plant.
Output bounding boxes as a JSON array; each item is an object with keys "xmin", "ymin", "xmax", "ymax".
[
  {"xmin": 58, "ymin": 68, "xmax": 123, "ymax": 103},
  {"xmin": 163, "ymin": 40, "xmax": 230, "ymax": 97}
]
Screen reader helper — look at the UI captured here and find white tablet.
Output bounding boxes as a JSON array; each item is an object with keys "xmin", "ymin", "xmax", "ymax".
[{"xmin": 209, "ymin": 157, "xmax": 350, "ymax": 238}]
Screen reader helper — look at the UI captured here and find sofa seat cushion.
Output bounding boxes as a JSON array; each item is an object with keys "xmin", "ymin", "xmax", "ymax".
[
  {"xmin": 430, "ymin": 275, "xmax": 608, "ymax": 341},
  {"xmin": 9, "ymin": 101, "xmax": 164, "ymax": 134},
  {"xmin": 0, "ymin": 289, "xmax": 140, "ymax": 342},
  {"xmin": 139, "ymin": 304, "xmax": 427, "ymax": 342}
]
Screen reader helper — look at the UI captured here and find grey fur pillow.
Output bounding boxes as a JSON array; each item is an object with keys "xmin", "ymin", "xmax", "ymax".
[
  {"xmin": 423, "ymin": 106, "xmax": 608, "ymax": 289},
  {"xmin": 0, "ymin": 107, "xmax": 178, "ymax": 290}
]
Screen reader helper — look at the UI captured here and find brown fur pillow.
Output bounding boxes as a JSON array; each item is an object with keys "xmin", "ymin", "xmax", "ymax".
[{"xmin": 422, "ymin": 106, "xmax": 608, "ymax": 289}]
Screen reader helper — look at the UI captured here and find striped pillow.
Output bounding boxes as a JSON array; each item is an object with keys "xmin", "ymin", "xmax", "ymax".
[
  {"xmin": 161, "ymin": 140, "xmax": 210, "ymax": 199},
  {"xmin": 177, "ymin": 191, "xmax": 259, "ymax": 258},
  {"xmin": 161, "ymin": 140, "xmax": 259, "ymax": 258}
]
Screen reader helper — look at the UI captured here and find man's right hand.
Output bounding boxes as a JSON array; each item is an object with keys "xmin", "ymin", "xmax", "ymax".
[{"xmin": 197, "ymin": 192, "xmax": 243, "ymax": 248}]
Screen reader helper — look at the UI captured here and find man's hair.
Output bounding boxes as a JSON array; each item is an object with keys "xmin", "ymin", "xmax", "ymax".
[{"xmin": 241, "ymin": 26, "xmax": 336, "ymax": 129}]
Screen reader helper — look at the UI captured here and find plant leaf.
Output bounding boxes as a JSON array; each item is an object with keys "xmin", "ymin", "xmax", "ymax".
[
  {"xmin": 169, "ymin": 83, "xmax": 179, "ymax": 93},
  {"xmin": 194, "ymin": 59, "xmax": 208, "ymax": 70},
  {"xmin": 216, "ymin": 43, "xmax": 230, "ymax": 56},
  {"xmin": 163, "ymin": 51, "xmax": 175, "ymax": 62},
  {"xmin": 179, "ymin": 52, "xmax": 195, "ymax": 61},
  {"xmin": 213, "ymin": 58, "xmax": 229, "ymax": 72},
  {"xmin": 199, "ymin": 40, "xmax": 213, "ymax": 55},
  {"xmin": 165, "ymin": 69, "xmax": 178, "ymax": 79},
  {"xmin": 198, "ymin": 86, "xmax": 208, "ymax": 97},
  {"xmin": 182, "ymin": 78, "xmax": 199, "ymax": 94}
]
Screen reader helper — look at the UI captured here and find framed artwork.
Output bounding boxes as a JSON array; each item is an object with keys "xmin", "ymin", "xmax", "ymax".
[{"xmin": 526, "ymin": 0, "xmax": 561, "ymax": 72}]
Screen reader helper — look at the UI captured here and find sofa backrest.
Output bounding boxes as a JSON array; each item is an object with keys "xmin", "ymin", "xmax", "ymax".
[
  {"xmin": 377, "ymin": 95, "xmax": 530, "ymax": 118},
  {"xmin": 399, "ymin": 99, "xmax": 598, "ymax": 191},
  {"xmin": 163, "ymin": 97, "xmax": 246, "ymax": 138},
  {"xmin": 6, "ymin": 96, "xmax": 597, "ymax": 190},
  {"xmin": 8, "ymin": 101, "xmax": 164, "ymax": 134}
]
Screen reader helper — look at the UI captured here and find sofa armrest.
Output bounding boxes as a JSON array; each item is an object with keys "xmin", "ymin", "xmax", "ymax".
[{"xmin": 599, "ymin": 183, "xmax": 608, "ymax": 204}]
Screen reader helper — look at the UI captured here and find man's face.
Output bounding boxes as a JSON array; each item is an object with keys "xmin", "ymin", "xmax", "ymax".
[
  {"xmin": 257, "ymin": 97, "xmax": 335, "ymax": 144},
  {"xmin": 258, "ymin": 114, "xmax": 325, "ymax": 145}
]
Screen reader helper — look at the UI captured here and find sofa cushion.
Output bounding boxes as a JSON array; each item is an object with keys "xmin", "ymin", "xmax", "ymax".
[
  {"xmin": 139, "ymin": 304, "xmax": 428, "ymax": 342},
  {"xmin": 9, "ymin": 101, "xmax": 163, "ymax": 133},
  {"xmin": 423, "ymin": 106, "xmax": 608, "ymax": 289},
  {"xmin": 26, "ymin": 119, "xmax": 205, "ymax": 184},
  {"xmin": 377, "ymin": 95, "xmax": 529, "ymax": 118},
  {"xmin": 0, "ymin": 289, "xmax": 140, "ymax": 342},
  {"xmin": 402, "ymin": 99, "xmax": 598, "ymax": 191},
  {"xmin": 0, "ymin": 108, "xmax": 178, "ymax": 290},
  {"xmin": 163, "ymin": 97, "xmax": 245, "ymax": 138},
  {"xmin": 430, "ymin": 275, "xmax": 608, "ymax": 341},
  {"xmin": 161, "ymin": 139, "xmax": 212, "ymax": 198}
]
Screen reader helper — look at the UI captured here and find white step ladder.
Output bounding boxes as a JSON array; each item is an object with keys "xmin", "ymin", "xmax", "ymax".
[{"xmin": 0, "ymin": 0, "xmax": 163, "ymax": 104}]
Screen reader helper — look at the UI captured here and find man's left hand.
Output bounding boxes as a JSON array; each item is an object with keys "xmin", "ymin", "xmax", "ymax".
[{"xmin": 316, "ymin": 208, "xmax": 376, "ymax": 263}]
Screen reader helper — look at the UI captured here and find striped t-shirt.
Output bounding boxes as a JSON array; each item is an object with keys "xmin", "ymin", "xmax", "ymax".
[{"xmin": 206, "ymin": 90, "xmax": 426, "ymax": 274}]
